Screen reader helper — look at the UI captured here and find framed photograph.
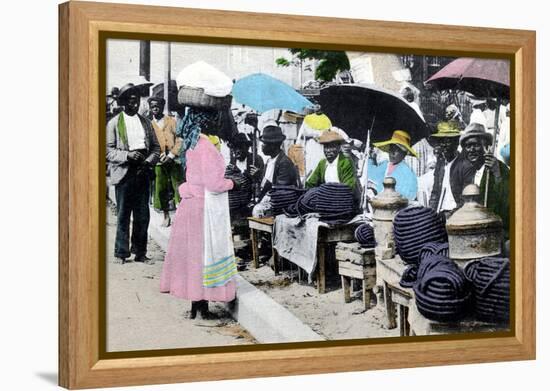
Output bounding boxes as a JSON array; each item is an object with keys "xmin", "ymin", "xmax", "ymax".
[{"xmin": 59, "ymin": 1, "xmax": 535, "ymax": 389}]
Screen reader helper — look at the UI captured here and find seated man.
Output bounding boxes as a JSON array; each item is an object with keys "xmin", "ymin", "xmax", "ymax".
[
  {"xmin": 363, "ymin": 130, "xmax": 418, "ymax": 201},
  {"xmin": 251, "ymin": 124, "xmax": 300, "ymax": 217},
  {"xmin": 305, "ymin": 129, "xmax": 359, "ymax": 198}
]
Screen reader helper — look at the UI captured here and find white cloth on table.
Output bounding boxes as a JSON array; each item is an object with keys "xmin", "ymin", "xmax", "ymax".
[
  {"xmin": 273, "ymin": 214, "xmax": 365, "ymax": 279},
  {"xmin": 273, "ymin": 215, "xmax": 326, "ymax": 277}
]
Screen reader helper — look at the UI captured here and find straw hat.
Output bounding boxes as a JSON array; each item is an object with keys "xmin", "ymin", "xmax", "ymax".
[
  {"xmin": 373, "ymin": 130, "xmax": 418, "ymax": 158},
  {"xmin": 460, "ymin": 123, "xmax": 493, "ymax": 147},
  {"xmin": 318, "ymin": 130, "xmax": 345, "ymax": 144}
]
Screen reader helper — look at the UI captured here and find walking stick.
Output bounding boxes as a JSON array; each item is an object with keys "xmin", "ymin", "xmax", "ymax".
[{"xmin": 484, "ymin": 98, "xmax": 502, "ymax": 207}]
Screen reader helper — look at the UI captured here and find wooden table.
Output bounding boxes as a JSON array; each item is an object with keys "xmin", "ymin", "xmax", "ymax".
[
  {"xmin": 335, "ymin": 242, "xmax": 376, "ymax": 311},
  {"xmin": 316, "ymin": 225, "xmax": 358, "ymax": 294},
  {"xmin": 377, "ymin": 257, "xmax": 414, "ymax": 336},
  {"xmin": 407, "ymin": 301, "xmax": 509, "ymax": 336},
  {"xmin": 248, "ymin": 217, "xmax": 280, "ymax": 274},
  {"xmin": 378, "ymin": 257, "xmax": 510, "ymax": 337}
]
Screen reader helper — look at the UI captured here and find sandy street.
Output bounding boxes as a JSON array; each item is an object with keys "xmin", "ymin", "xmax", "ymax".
[
  {"xmin": 106, "ymin": 207, "xmax": 256, "ymax": 352},
  {"xmin": 240, "ymin": 264, "xmax": 398, "ymax": 341}
]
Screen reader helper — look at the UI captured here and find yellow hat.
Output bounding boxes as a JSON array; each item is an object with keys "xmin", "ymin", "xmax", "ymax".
[
  {"xmin": 304, "ymin": 113, "xmax": 332, "ymax": 131},
  {"xmin": 373, "ymin": 130, "xmax": 418, "ymax": 158},
  {"xmin": 430, "ymin": 121, "xmax": 461, "ymax": 138}
]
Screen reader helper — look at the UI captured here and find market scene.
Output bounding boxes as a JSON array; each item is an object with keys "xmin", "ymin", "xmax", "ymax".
[{"xmin": 105, "ymin": 40, "xmax": 511, "ymax": 351}]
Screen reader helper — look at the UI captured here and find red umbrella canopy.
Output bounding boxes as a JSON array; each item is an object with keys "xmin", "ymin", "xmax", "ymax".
[{"xmin": 425, "ymin": 58, "xmax": 510, "ymax": 99}]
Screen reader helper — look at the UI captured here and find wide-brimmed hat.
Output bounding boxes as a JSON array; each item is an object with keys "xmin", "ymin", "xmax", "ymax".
[
  {"xmin": 373, "ymin": 130, "xmax": 418, "ymax": 158},
  {"xmin": 428, "ymin": 121, "xmax": 461, "ymax": 146},
  {"xmin": 318, "ymin": 130, "xmax": 345, "ymax": 144},
  {"xmin": 460, "ymin": 122, "xmax": 493, "ymax": 147},
  {"xmin": 260, "ymin": 125, "xmax": 286, "ymax": 144},
  {"xmin": 230, "ymin": 132, "xmax": 252, "ymax": 148},
  {"xmin": 118, "ymin": 83, "xmax": 141, "ymax": 103}
]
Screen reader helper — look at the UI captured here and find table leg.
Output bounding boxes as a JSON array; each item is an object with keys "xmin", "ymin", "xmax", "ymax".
[
  {"xmin": 271, "ymin": 235, "xmax": 279, "ymax": 275},
  {"xmin": 342, "ymin": 275, "xmax": 351, "ymax": 303},
  {"xmin": 384, "ymin": 282, "xmax": 397, "ymax": 329},
  {"xmin": 250, "ymin": 228, "xmax": 259, "ymax": 269},
  {"xmin": 398, "ymin": 305, "xmax": 406, "ymax": 336},
  {"xmin": 362, "ymin": 280, "xmax": 371, "ymax": 311},
  {"xmin": 317, "ymin": 245, "xmax": 326, "ymax": 294},
  {"xmin": 403, "ymin": 306, "xmax": 410, "ymax": 336}
]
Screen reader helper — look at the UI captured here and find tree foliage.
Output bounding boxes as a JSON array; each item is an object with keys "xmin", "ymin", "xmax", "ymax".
[{"xmin": 276, "ymin": 49, "xmax": 350, "ymax": 82}]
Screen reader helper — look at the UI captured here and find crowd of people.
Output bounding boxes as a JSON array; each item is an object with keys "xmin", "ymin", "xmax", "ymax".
[{"xmin": 106, "ymin": 79, "xmax": 511, "ymax": 320}]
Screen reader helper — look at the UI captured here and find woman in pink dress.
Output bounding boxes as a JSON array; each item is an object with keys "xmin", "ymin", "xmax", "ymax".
[{"xmin": 160, "ymin": 107, "xmax": 242, "ymax": 319}]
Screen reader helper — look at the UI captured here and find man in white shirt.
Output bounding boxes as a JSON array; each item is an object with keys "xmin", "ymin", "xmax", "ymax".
[
  {"xmin": 251, "ymin": 124, "xmax": 299, "ymax": 217},
  {"xmin": 106, "ymin": 83, "xmax": 160, "ymax": 264},
  {"xmin": 417, "ymin": 122, "xmax": 461, "ymax": 214}
]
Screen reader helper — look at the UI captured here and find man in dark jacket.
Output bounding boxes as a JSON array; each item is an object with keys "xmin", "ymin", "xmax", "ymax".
[
  {"xmin": 451, "ymin": 123, "xmax": 510, "ymax": 237},
  {"xmin": 251, "ymin": 124, "xmax": 299, "ymax": 217},
  {"xmin": 106, "ymin": 83, "xmax": 160, "ymax": 264}
]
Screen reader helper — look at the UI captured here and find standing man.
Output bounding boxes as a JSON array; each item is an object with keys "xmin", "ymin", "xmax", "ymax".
[
  {"xmin": 454, "ymin": 123, "xmax": 510, "ymax": 236},
  {"xmin": 107, "ymin": 83, "xmax": 160, "ymax": 264},
  {"xmin": 417, "ymin": 122, "xmax": 462, "ymax": 214},
  {"xmin": 148, "ymin": 96, "xmax": 184, "ymax": 227},
  {"xmin": 251, "ymin": 124, "xmax": 300, "ymax": 217}
]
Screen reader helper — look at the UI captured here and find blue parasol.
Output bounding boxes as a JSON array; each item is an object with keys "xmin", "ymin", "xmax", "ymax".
[{"xmin": 232, "ymin": 73, "xmax": 313, "ymax": 114}]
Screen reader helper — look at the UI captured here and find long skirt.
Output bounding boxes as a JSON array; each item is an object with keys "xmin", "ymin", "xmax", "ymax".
[{"xmin": 159, "ymin": 193, "xmax": 236, "ymax": 302}]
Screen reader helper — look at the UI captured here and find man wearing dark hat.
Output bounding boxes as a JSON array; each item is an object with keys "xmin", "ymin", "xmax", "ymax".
[
  {"xmin": 453, "ymin": 123, "xmax": 510, "ymax": 235},
  {"xmin": 305, "ymin": 128, "xmax": 359, "ymax": 198},
  {"xmin": 251, "ymin": 123, "xmax": 299, "ymax": 217},
  {"xmin": 107, "ymin": 83, "xmax": 160, "ymax": 264},
  {"xmin": 148, "ymin": 96, "xmax": 183, "ymax": 227}
]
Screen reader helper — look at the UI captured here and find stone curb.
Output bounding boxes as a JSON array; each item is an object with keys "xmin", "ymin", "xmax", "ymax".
[{"xmin": 148, "ymin": 207, "xmax": 324, "ymax": 343}]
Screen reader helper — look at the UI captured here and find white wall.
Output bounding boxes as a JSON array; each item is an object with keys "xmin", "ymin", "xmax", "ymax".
[{"xmin": 1, "ymin": 1, "xmax": 546, "ymax": 391}]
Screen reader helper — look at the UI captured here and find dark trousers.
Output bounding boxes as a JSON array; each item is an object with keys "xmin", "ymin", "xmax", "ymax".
[{"xmin": 114, "ymin": 168, "xmax": 151, "ymax": 259}]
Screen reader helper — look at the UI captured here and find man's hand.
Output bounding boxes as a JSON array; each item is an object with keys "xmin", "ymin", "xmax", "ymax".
[
  {"xmin": 128, "ymin": 151, "xmax": 145, "ymax": 162},
  {"xmin": 249, "ymin": 165, "xmax": 261, "ymax": 178},
  {"xmin": 231, "ymin": 175, "xmax": 246, "ymax": 190},
  {"xmin": 484, "ymin": 149, "xmax": 501, "ymax": 177}
]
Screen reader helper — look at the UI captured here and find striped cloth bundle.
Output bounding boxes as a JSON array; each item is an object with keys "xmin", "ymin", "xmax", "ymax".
[
  {"xmin": 269, "ymin": 186, "xmax": 305, "ymax": 216},
  {"xmin": 464, "ymin": 257, "xmax": 510, "ymax": 322},
  {"xmin": 354, "ymin": 223, "xmax": 376, "ymax": 248},
  {"xmin": 400, "ymin": 242, "xmax": 449, "ymax": 288},
  {"xmin": 413, "ymin": 254, "xmax": 472, "ymax": 322},
  {"xmin": 225, "ymin": 166, "xmax": 252, "ymax": 211},
  {"xmin": 284, "ymin": 183, "xmax": 357, "ymax": 225},
  {"xmin": 393, "ymin": 206, "xmax": 447, "ymax": 265}
]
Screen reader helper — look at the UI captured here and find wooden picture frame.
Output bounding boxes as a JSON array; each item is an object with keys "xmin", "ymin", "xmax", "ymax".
[{"xmin": 59, "ymin": 1, "xmax": 536, "ymax": 389}]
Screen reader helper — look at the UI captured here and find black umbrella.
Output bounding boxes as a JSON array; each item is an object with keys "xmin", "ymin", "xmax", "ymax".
[{"xmin": 317, "ymin": 84, "xmax": 430, "ymax": 145}]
